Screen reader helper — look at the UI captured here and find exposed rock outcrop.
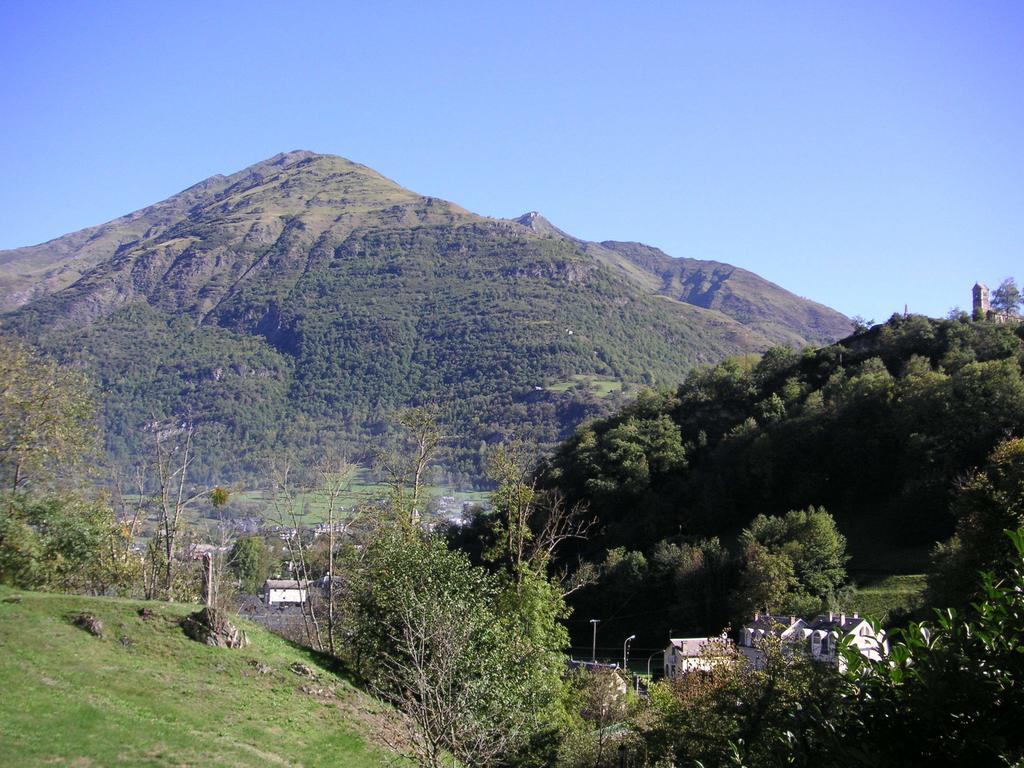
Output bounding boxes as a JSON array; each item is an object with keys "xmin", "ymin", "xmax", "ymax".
[{"xmin": 181, "ymin": 607, "xmax": 248, "ymax": 649}]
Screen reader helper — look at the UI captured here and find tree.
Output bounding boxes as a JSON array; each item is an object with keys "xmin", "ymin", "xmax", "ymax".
[
  {"xmin": 346, "ymin": 525, "xmax": 542, "ymax": 767},
  {"xmin": 736, "ymin": 543, "xmax": 796, "ymax": 615},
  {"xmin": 376, "ymin": 406, "xmax": 445, "ymax": 525},
  {"xmin": 929, "ymin": 437, "xmax": 1024, "ymax": 608},
  {"xmin": 150, "ymin": 422, "xmax": 211, "ymax": 599},
  {"xmin": 228, "ymin": 536, "xmax": 271, "ymax": 594},
  {"xmin": 736, "ymin": 507, "xmax": 849, "ymax": 617},
  {"xmin": 0, "ymin": 494, "xmax": 137, "ymax": 594},
  {"xmin": 991, "ymin": 277, "xmax": 1021, "ymax": 315},
  {"xmin": 0, "ymin": 338, "xmax": 94, "ymax": 496},
  {"xmin": 313, "ymin": 455, "xmax": 355, "ymax": 654},
  {"xmin": 484, "ymin": 444, "xmax": 594, "ymax": 596},
  {"xmin": 793, "ymin": 529, "xmax": 1024, "ymax": 767},
  {"xmin": 850, "ymin": 315, "xmax": 874, "ymax": 334}
]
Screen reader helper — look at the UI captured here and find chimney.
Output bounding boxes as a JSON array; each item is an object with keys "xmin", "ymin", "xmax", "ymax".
[
  {"xmin": 828, "ymin": 611, "xmax": 834, "ymax": 622},
  {"xmin": 840, "ymin": 613, "xmax": 846, "ymax": 625},
  {"xmin": 754, "ymin": 612, "xmax": 760, "ymax": 621},
  {"xmin": 789, "ymin": 615, "xmax": 796, "ymax": 626},
  {"xmin": 853, "ymin": 612, "xmax": 859, "ymax": 619}
]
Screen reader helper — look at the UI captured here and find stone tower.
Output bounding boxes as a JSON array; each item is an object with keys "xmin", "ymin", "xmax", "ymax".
[{"xmin": 973, "ymin": 283, "xmax": 990, "ymax": 317}]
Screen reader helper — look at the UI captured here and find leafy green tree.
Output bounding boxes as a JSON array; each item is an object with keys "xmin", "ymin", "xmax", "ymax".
[
  {"xmin": 228, "ymin": 536, "xmax": 272, "ymax": 594},
  {"xmin": 929, "ymin": 437, "xmax": 1024, "ymax": 608},
  {"xmin": 0, "ymin": 338, "xmax": 95, "ymax": 495},
  {"xmin": 0, "ymin": 494, "xmax": 137, "ymax": 594},
  {"xmin": 793, "ymin": 529, "xmax": 1024, "ymax": 767},
  {"xmin": 736, "ymin": 543, "xmax": 796, "ymax": 616},
  {"xmin": 473, "ymin": 445, "xmax": 595, "ymax": 765},
  {"xmin": 736, "ymin": 507, "xmax": 848, "ymax": 617},
  {"xmin": 346, "ymin": 524, "xmax": 554, "ymax": 768},
  {"xmin": 991, "ymin": 277, "xmax": 1022, "ymax": 315}
]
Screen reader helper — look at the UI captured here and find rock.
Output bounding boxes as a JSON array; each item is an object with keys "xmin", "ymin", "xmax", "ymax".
[
  {"xmin": 72, "ymin": 613, "xmax": 104, "ymax": 638},
  {"xmin": 181, "ymin": 607, "xmax": 248, "ymax": 649},
  {"xmin": 2, "ymin": 595, "xmax": 22, "ymax": 604},
  {"xmin": 247, "ymin": 658, "xmax": 272, "ymax": 675},
  {"xmin": 119, "ymin": 635, "xmax": 134, "ymax": 647},
  {"xmin": 137, "ymin": 607, "xmax": 155, "ymax": 620},
  {"xmin": 300, "ymin": 684, "xmax": 331, "ymax": 697},
  {"xmin": 289, "ymin": 662, "xmax": 318, "ymax": 679}
]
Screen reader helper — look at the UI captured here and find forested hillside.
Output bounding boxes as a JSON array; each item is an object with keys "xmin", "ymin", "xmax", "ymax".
[
  {"xmin": 0, "ymin": 151, "xmax": 850, "ymax": 482},
  {"xmin": 539, "ymin": 314, "xmax": 1024, "ymax": 641}
]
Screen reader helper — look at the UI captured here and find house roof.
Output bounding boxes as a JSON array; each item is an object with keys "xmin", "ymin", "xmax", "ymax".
[
  {"xmin": 806, "ymin": 613, "xmax": 865, "ymax": 633},
  {"xmin": 668, "ymin": 638, "xmax": 711, "ymax": 657},
  {"xmin": 744, "ymin": 614, "xmax": 803, "ymax": 632},
  {"xmin": 264, "ymin": 579, "xmax": 309, "ymax": 590}
]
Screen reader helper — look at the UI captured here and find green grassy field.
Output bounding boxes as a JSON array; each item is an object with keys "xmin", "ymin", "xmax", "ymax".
[
  {"xmin": 0, "ymin": 588, "xmax": 397, "ymax": 767},
  {"xmin": 132, "ymin": 466, "xmax": 492, "ymax": 537},
  {"xmin": 545, "ymin": 374, "xmax": 630, "ymax": 397},
  {"xmin": 852, "ymin": 574, "xmax": 928, "ymax": 624}
]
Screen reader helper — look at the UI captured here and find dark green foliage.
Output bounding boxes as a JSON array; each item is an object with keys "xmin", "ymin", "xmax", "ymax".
[
  {"xmin": 2, "ymin": 152, "xmax": 850, "ymax": 486},
  {"xmin": 227, "ymin": 535, "xmax": 272, "ymax": 594},
  {"xmin": 736, "ymin": 507, "xmax": 849, "ymax": 618},
  {"xmin": 547, "ymin": 314, "xmax": 1024, "ymax": 572},
  {"xmin": 928, "ymin": 437, "xmax": 1024, "ymax": 609},
  {"xmin": 540, "ymin": 314, "xmax": 1024, "ymax": 646},
  {"xmin": 789, "ymin": 529, "xmax": 1024, "ymax": 767}
]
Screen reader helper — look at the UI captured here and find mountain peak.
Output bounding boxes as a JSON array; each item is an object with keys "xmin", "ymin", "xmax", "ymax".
[{"xmin": 514, "ymin": 211, "xmax": 568, "ymax": 239}]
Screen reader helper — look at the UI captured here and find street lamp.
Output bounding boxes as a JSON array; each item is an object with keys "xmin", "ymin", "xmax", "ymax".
[
  {"xmin": 647, "ymin": 650, "xmax": 663, "ymax": 678},
  {"xmin": 623, "ymin": 634, "xmax": 636, "ymax": 670},
  {"xmin": 590, "ymin": 619, "xmax": 601, "ymax": 662}
]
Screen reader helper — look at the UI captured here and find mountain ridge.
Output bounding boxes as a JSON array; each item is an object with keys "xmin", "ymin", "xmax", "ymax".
[{"xmin": 0, "ymin": 151, "xmax": 852, "ymax": 481}]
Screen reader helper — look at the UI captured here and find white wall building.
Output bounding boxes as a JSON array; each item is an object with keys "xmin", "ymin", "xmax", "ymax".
[
  {"xmin": 664, "ymin": 637, "xmax": 716, "ymax": 678},
  {"xmin": 738, "ymin": 612, "xmax": 887, "ymax": 670},
  {"xmin": 263, "ymin": 579, "xmax": 308, "ymax": 607}
]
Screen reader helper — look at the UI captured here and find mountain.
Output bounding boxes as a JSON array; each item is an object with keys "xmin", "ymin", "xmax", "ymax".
[
  {"xmin": 513, "ymin": 212, "xmax": 850, "ymax": 348},
  {"xmin": 0, "ymin": 151, "xmax": 850, "ymax": 481}
]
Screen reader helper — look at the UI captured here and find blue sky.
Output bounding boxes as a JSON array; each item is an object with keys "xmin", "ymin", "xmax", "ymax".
[{"xmin": 1, "ymin": 1, "xmax": 1021, "ymax": 322}]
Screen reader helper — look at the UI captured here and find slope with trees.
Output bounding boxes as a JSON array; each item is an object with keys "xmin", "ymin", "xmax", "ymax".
[
  {"xmin": 1, "ymin": 151, "xmax": 850, "ymax": 484},
  {"xmin": 539, "ymin": 312, "xmax": 1024, "ymax": 643}
]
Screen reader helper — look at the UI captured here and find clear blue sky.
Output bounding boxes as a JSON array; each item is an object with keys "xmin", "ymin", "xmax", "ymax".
[{"xmin": 2, "ymin": 1, "xmax": 1022, "ymax": 322}]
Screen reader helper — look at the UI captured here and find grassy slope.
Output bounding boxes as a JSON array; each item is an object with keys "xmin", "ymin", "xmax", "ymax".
[
  {"xmin": 0, "ymin": 588, "xmax": 395, "ymax": 768},
  {"xmin": 852, "ymin": 574, "xmax": 928, "ymax": 624}
]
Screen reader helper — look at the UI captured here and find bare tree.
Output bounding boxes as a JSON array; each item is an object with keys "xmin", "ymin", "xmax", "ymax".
[
  {"xmin": 267, "ymin": 461, "xmax": 325, "ymax": 651},
  {"xmin": 487, "ymin": 444, "xmax": 596, "ymax": 596},
  {"xmin": 151, "ymin": 423, "xmax": 211, "ymax": 599},
  {"xmin": 376, "ymin": 406, "xmax": 444, "ymax": 525},
  {"xmin": 314, "ymin": 456, "xmax": 356, "ymax": 654}
]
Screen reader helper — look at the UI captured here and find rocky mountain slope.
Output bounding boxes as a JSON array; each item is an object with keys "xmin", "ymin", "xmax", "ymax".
[{"xmin": 0, "ymin": 151, "xmax": 850, "ymax": 481}]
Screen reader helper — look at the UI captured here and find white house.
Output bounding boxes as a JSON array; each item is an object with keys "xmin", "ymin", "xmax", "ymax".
[
  {"xmin": 738, "ymin": 612, "xmax": 886, "ymax": 670},
  {"xmin": 737, "ymin": 614, "xmax": 807, "ymax": 668},
  {"xmin": 664, "ymin": 637, "xmax": 715, "ymax": 678},
  {"xmin": 803, "ymin": 612, "xmax": 887, "ymax": 669},
  {"xmin": 263, "ymin": 579, "xmax": 308, "ymax": 607}
]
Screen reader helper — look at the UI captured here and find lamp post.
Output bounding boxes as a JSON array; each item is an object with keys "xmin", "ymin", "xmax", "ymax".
[
  {"xmin": 647, "ymin": 650, "xmax": 663, "ymax": 678},
  {"xmin": 623, "ymin": 634, "xmax": 636, "ymax": 670},
  {"xmin": 590, "ymin": 619, "xmax": 600, "ymax": 662}
]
